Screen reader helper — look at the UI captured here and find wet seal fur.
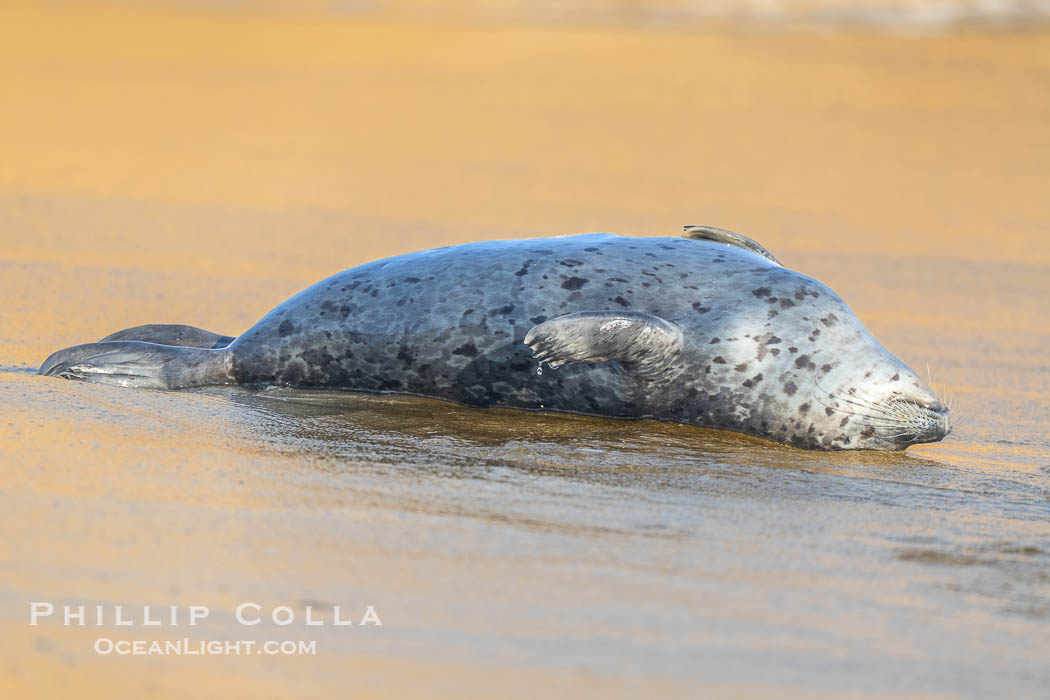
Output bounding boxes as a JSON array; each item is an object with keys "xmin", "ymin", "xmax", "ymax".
[{"xmin": 39, "ymin": 227, "xmax": 951, "ymax": 450}]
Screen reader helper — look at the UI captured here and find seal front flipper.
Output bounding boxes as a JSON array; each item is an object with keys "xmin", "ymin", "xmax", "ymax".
[
  {"xmin": 524, "ymin": 311, "xmax": 684, "ymax": 380},
  {"xmin": 99, "ymin": 324, "xmax": 235, "ymax": 349},
  {"xmin": 682, "ymin": 225, "xmax": 782, "ymax": 266},
  {"xmin": 38, "ymin": 341, "xmax": 234, "ymax": 389}
]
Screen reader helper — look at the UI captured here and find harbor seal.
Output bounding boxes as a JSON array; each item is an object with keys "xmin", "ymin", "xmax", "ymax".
[{"xmin": 39, "ymin": 227, "xmax": 950, "ymax": 450}]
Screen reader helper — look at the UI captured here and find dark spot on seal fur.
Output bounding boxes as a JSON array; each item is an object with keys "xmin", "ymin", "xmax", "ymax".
[
  {"xmin": 734, "ymin": 363, "xmax": 748, "ymax": 372},
  {"xmin": 798, "ymin": 402, "xmax": 811, "ymax": 414},
  {"xmin": 710, "ymin": 338, "xmax": 720, "ymax": 344},
  {"xmin": 612, "ymin": 296, "xmax": 630, "ymax": 307},
  {"xmin": 692, "ymin": 302, "xmax": 711, "ymax": 313},
  {"xmin": 780, "ymin": 298, "xmax": 796, "ymax": 309},
  {"xmin": 821, "ymin": 363, "xmax": 833, "ymax": 373},
  {"xmin": 561, "ymin": 277, "xmax": 588, "ymax": 291},
  {"xmin": 742, "ymin": 373, "xmax": 763, "ymax": 388},
  {"xmin": 397, "ymin": 346, "xmax": 415, "ymax": 365},
  {"xmin": 784, "ymin": 381, "xmax": 798, "ymax": 396},
  {"xmin": 278, "ymin": 320, "xmax": 295, "ymax": 337},
  {"xmin": 821, "ymin": 314, "xmax": 840, "ymax": 327},
  {"xmin": 860, "ymin": 427, "xmax": 876, "ymax": 438},
  {"xmin": 891, "ymin": 373, "xmax": 900, "ymax": 381},
  {"xmin": 452, "ymin": 343, "xmax": 479, "ymax": 357},
  {"xmin": 404, "ymin": 277, "xmax": 421, "ymax": 283},
  {"xmin": 752, "ymin": 287, "xmax": 772, "ymax": 298},
  {"xmin": 795, "ymin": 354, "xmax": 817, "ymax": 371},
  {"xmin": 825, "ymin": 407, "xmax": 835, "ymax": 416},
  {"xmin": 713, "ymin": 356, "xmax": 727, "ymax": 364},
  {"xmin": 529, "ymin": 315, "xmax": 547, "ymax": 325},
  {"xmin": 768, "ymin": 310, "xmax": 779, "ymax": 319},
  {"xmin": 489, "ymin": 304, "xmax": 514, "ymax": 315},
  {"xmin": 281, "ymin": 361, "xmax": 305, "ymax": 385}
]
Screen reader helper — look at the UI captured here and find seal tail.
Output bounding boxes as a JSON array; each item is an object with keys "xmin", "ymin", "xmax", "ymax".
[{"xmin": 38, "ymin": 341, "xmax": 234, "ymax": 389}]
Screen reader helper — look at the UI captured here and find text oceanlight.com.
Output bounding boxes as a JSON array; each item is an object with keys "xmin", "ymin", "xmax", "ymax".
[{"xmin": 94, "ymin": 639, "xmax": 318, "ymax": 656}]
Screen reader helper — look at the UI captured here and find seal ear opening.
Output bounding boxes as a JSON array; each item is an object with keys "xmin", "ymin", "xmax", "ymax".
[
  {"xmin": 682, "ymin": 225, "xmax": 782, "ymax": 266},
  {"xmin": 38, "ymin": 341, "xmax": 234, "ymax": 389}
]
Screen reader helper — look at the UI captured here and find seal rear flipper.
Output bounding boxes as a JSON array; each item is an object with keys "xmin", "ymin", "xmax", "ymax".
[
  {"xmin": 524, "ymin": 311, "xmax": 684, "ymax": 380},
  {"xmin": 682, "ymin": 225, "xmax": 782, "ymax": 266},
  {"xmin": 99, "ymin": 324, "xmax": 235, "ymax": 349},
  {"xmin": 38, "ymin": 341, "xmax": 234, "ymax": 389}
]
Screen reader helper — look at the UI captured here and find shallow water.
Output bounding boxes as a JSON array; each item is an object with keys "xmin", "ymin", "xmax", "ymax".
[{"xmin": 2, "ymin": 2, "xmax": 1049, "ymax": 698}]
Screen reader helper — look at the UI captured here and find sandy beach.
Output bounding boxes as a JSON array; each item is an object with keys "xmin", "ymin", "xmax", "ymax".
[{"xmin": 1, "ymin": 2, "xmax": 1048, "ymax": 697}]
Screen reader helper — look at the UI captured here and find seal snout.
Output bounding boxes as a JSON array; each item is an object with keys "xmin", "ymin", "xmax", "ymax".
[
  {"xmin": 930, "ymin": 401, "xmax": 952, "ymax": 439},
  {"xmin": 905, "ymin": 397, "xmax": 952, "ymax": 445}
]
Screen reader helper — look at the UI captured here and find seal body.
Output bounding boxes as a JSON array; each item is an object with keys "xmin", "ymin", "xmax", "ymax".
[{"xmin": 39, "ymin": 233, "xmax": 951, "ymax": 450}]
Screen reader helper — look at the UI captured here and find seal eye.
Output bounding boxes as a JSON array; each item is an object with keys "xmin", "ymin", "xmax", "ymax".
[{"xmin": 920, "ymin": 400, "xmax": 948, "ymax": 414}]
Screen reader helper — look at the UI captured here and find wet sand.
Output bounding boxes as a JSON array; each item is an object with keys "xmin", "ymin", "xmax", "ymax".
[{"xmin": 2, "ymin": 2, "xmax": 1049, "ymax": 698}]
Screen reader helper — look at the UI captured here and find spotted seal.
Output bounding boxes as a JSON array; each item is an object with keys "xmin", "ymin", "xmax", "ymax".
[{"xmin": 39, "ymin": 227, "xmax": 950, "ymax": 450}]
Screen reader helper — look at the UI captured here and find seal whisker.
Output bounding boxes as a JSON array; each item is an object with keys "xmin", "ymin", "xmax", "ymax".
[
  {"xmin": 852, "ymin": 417, "xmax": 914, "ymax": 429},
  {"xmin": 812, "ymin": 378, "xmax": 905, "ymax": 421},
  {"xmin": 946, "ymin": 391, "xmax": 965, "ymax": 427},
  {"xmin": 820, "ymin": 392, "xmax": 905, "ymax": 421},
  {"xmin": 877, "ymin": 431, "xmax": 920, "ymax": 440},
  {"xmin": 816, "ymin": 378, "xmax": 903, "ymax": 417},
  {"xmin": 811, "ymin": 395, "xmax": 908, "ymax": 428},
  {"xmin": 858, "ymin": 391, "xmax": 922, "ymax": 421}
]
